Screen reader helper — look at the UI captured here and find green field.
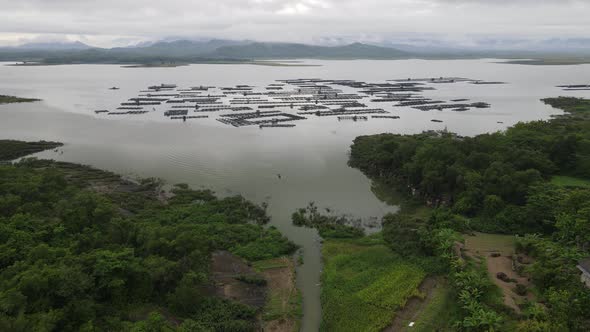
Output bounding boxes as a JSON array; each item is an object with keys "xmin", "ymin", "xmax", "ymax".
[
  {"xmin": 551, "ymin": 175, "xmax": 590, "ymax": 188},
  {"xmin": 412, "ymin": 280, "xmax": 456, "ymax": 332},
  {"xmin": 321, "ymin": 237, "xmax": 426, "ymax": 332}
]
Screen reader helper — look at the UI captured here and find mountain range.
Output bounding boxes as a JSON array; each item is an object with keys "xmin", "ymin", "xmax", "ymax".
[{"xmin": 1, "ymin": 38, "xmax": 589, "ymax": 65}]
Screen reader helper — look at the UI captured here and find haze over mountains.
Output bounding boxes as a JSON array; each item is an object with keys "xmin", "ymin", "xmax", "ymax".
[{"xmin": 1, "ymin": 38, "xmax": 590, "ymax": 65}]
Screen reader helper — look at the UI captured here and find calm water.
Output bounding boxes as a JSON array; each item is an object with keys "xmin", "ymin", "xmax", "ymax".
[{"xmin": 1, "ymin": 59, "xmax": 589, "ymax": 331}]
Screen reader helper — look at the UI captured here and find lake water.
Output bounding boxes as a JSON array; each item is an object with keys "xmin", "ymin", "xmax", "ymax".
[{"xmin": 1, "ymin": 59, "xmax": 589, "ymax": 331}]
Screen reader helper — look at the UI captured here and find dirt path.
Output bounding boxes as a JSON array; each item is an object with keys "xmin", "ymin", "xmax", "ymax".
[{"xmin": 385, "ymin": 276, "xmax": 440, "ymax": 332}]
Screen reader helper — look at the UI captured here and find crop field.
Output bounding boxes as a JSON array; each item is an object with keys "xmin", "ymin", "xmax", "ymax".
[{"xmin": 321, "ymin": 238, "xmax": 426, "ymax": 332}]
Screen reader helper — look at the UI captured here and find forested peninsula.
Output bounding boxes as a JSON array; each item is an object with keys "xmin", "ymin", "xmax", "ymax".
[
  {"xmin": 342, "ymin": 97, "xmax": 590, "ymax": 330},
  {"xmin": 0, "ymin": 141, "xmax": 299, "ymax": 331}
]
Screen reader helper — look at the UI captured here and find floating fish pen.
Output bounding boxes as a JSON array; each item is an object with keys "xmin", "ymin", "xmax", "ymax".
[
  {"xmin": 259, "ymin": 124, "xmax": 296, "ymax": 128},
  {"xmin": 413, "ymin": 104, "xmax": 470, "ymax": 111},
  {"xmin": 322, "ymin": 101, "xmax": 367, "ymax": 107},
  {"xmin": 217, "ymin": 111, "xmax": 305, "ymax": 127},
  {"xmin": 396, "ymin": 100, "xmax": 444, "ymax": 107},
  {"xmin": 451, "ymin": 99, "xmax": 469, "ymax": 102},
  {"xmin": 108, "ymin": 111, "xmax": 131, "ymax": 115},
  {"xmin": 470, "ymin": 81, "xmax": 505, "ymax": 85},
  {"xmin": 338, "ymin": 116, "xmax": 368, "ymax": 121},
  {"xmin": 129, "ymin": 98, "xmax": 169, "ymax": 102},
  {"xmin": 390, "ymin": 77, "xmax": 472, "ymax": 83},
  {"xmin": 94, "ymin": 110, "xmax": 109, "ymax": 114},
  {"xmin": 148, "ymin": 84, "xmax": 177, "ymax": 90},
  {"xmin": 557, "ymin": 84, "xmax": 590, "ymax": 88},
  {"xmin": 127, "ymin": 110, "xmax": 149, "ymax": 115},
  {"xmin": 431, "ymin": 119, "xmax": 443, "ymax": 123},
  {"xmin": 219, "ymin": 110, "xmax": 282, "ymax": 118},
  {"xmin": 371, "ymin": 97, "xmax": 422, "ymax": 102},
  {"xmin": 140, "ymin": 93, "xmax": 179, "ymax": 97},
  {"xmin": 164, "ymin": 110, "xmax": 188, "ymax": 116},
  {"xmin": 372, "ymin": 115, "xmax": 400, "ymax": 119},
  {"xmin": 117, "ymin": 107, "xmax": 143, "ymax": 110},
  {"xmin": 121, "ymin": 102, "xmax": 161, "ymax": 106},
  {"xmin": 299, "ymin": 105, "xmax": 328, "ymax": 111},
  {"xmin": 300, "ymin": 108, "xmax": 388, "ymax": 117},
  {"xmin": 189, "ymin": 86, "xmax": 214, "ymax": 91},
  {"xmin": 170, "ymin": 115, "xmax": 208, "ymax": 120},
  {"xmin": 166, "ymin": 100, "xmax": 187, "ymax": 104},
  {"xmin": 452, "ymin": 107, "xmax": 470, "ymax": 112}
]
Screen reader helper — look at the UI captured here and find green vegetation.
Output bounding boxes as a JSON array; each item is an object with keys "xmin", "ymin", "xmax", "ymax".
[
  {"xmin": 292, "ymin": 202, "xmax": 365, "ymax": 238},
  {"xmin": 0, "ymin": 95, "xmax": 40, "ymax": 104},
  {"xmin": 0, "ymin": 140, "xmax": 62, "ymax": 161},
  {"xmin": 321, "ymin": 237, "xmax": 426, "ymax": 332},
  {"xmin": 254, "ymin": 257, "xmax": 302, "ymax": 329},
  {"xmin": 0, "ymin": 141, "xmax": 297, "ymax": 331},
  {"xmin": 551, "ymin": 175, "xmax": 590, "ymax": 188},
  {"xmin": 412, "ymin": 281, "xmax": 456, "ymax": 332},
  {"xmin": 348, "ymin": 97, "xmax": 590, "ymax": 330}
]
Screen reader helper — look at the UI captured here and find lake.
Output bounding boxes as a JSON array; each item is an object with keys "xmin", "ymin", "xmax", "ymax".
[{"xmin": 1, "ymin": 59, "xmax": 589, "ymax": 331}]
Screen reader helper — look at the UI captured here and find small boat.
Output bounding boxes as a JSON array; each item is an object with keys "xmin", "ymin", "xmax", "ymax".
[{"xmin": 109, "ymin": 87, "xmax": 120, "ymax": 90}]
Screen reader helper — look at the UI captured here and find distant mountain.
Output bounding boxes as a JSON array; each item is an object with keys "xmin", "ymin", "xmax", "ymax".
[
  {"xmin": 112, "ymin": 39, "xmax": 249, "ymax": 57},
  {"xmin": 1, "ymin": 38, "xmax": 589, "ymax": 65},
  {"xmin": 16, "ymin": 41, "xmax": 93, "ymax": 51},
  {"xmin": 207, "ymin": 42, "xmax": 411, "ymax": 59}
]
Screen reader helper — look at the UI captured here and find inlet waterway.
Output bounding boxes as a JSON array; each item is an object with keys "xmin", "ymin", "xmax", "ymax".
[{"xmin": 1, "ymin": 59, "xmax": 588, "ymax": 331}]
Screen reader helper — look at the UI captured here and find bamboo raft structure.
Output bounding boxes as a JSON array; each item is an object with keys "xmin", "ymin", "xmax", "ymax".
[
  {"xmin": 372, "ymin": 115, "xmax": 400, "ymax": 119},
  {"xmin": 170, "ymin": 115, "xmax": 208, "ymax": 120},
  {"xmin": 338, "ymin": 116, "xmax": 368, "ymax": 121},
  {"xmin": 259, "ymin": 124, "xmax": 296, "ymax": 128}
]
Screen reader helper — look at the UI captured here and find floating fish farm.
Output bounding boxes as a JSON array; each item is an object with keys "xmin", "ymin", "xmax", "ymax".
[{"xmin": 94, "ymin": 77, "xmax": 498, "ymax": 128}]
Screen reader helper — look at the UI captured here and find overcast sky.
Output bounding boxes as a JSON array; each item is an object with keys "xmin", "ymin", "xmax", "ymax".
[{"xmin": 0, "ymin": 0, "xmax": 588, "ymax": 47}]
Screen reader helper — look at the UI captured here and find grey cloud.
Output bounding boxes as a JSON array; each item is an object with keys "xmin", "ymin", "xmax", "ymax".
[{"xmin": 0, "ymin": 0, "xmax": 587, "ymax": 47}]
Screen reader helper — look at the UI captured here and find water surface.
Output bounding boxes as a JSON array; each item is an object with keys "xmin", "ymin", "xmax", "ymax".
[{"xmin": 1, "ymin": 59, "xmax": 589, "ymax": 331}]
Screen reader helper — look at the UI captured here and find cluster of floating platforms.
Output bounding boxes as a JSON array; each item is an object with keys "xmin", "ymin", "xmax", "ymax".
[
  {"xmin": 557, "ymin": 84, "xmax": 590, "ymax": 91},
  {"xmin": 94, "ymin": 76, "xmax": 497, "ymax": 127}
]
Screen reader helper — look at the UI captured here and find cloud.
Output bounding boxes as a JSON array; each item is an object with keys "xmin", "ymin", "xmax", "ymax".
[{"xmin": 0, "ymin": 0, "xmax": 587, "ymax": 47}]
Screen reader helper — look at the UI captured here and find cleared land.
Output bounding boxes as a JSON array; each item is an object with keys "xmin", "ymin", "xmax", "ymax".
[
  {"xmin": 254, "ymin": 257, "xmax": 302, "ymax": 332},
  {"xmin": 320, "ymin": 236, "xmax": 426, "ymax": 332},
  {"xmin": 464, "ymin": 233, "xmax": 532, "ymax": 313}
]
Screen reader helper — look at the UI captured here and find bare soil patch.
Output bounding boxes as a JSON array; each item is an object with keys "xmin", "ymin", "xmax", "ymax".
[{"xmin": 210, "ymin": 250, "xmax": 267, "ymax": 309}]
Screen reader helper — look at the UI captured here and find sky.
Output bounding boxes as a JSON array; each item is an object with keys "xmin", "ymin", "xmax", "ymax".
[{"xmin": 0, "ymin": 0, "xmax": 588, "ymax": 48}]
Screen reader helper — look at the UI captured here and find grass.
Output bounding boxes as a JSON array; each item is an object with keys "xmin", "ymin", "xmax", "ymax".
[
  {"xmin": 551, "ymin": 175, "xmax": 590, "ymax": 188},
  {"xmin": 412, "ymin": 280, "xmax": 456, "ymax": 332},
  {"xmin": 255, "ymin": 257, "xmax": 302, "ymax": 329},
  {"xmin": 252, "ymin": 258, "xmax": 289, "ymax": 271},
  {"xmin": 321, "ymin": 237, "xmax": 426, "ymax": 332},
  {"xmin": 464, "ymin": 232, "xmax": 516, "ymax": 256},
  {"xmin": 0, "ymin": 95, "xmax": 40, "ymax": 104}
]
